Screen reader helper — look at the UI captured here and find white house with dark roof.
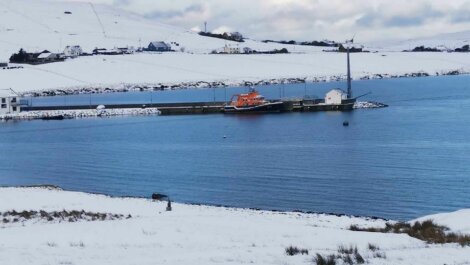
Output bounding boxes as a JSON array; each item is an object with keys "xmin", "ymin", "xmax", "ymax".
[{"xmin": 0, "ymin": 89, "xmax": 22, "ymax": 114}]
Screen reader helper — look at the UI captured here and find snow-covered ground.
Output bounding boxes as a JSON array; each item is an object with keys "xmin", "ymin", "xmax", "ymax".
[
  {"xmin": 0, "ymin": 0, "xmax": 469, "ymax": 95},
  {"xmin": 2, "ymin": 51, "xmax": 469, "ymax": 95},
  {"xmin": 0, "ymin": 187, "xmax": 469, "ymax": 265}
]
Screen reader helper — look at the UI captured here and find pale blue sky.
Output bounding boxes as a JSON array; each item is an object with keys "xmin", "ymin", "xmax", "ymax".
[{"xmin": 61, "ymin": 0, "xmax": 470, "ymax": 41}]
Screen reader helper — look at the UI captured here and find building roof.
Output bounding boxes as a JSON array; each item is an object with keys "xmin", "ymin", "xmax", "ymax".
[
  {"xmin": 150, "ymin": 41, "xmax": 170, "ymax": 48},
  {"xmin": 37, "ymin": 52, "xmax": 53, "ymax": 59},
  {"xmin": 0, "ymin": 89, "xmax": 18, "ymax": 97},
  {"xmin": 327, "ymin": 88, "xmax": 347, "ymax": 94}
]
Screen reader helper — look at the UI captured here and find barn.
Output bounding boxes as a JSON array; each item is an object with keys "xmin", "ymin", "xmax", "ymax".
[{"xmin": 147, "ymin": 42, "xmax": 171, "ymax": 52}]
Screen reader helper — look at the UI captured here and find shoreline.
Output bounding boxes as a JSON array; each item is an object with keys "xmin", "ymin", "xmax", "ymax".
[{"xmin": 19, "ymin": 69, "xmax": 469, "ymax": 98}]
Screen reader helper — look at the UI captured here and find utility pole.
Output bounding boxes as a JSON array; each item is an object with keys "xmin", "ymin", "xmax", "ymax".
[{"xmin": 204, "ymin": 21, "xmax": 207, "ymax": 33}]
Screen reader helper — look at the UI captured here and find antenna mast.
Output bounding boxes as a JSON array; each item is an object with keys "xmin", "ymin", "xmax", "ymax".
[{"xmin": 346, "ymin": 37, "xmax": 353, "ymax": 99}]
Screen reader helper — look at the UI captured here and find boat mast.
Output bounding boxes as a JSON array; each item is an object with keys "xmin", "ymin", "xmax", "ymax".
[{"xmin": 346, "ymin": 40, "xmax": 352, "ymax": 99}]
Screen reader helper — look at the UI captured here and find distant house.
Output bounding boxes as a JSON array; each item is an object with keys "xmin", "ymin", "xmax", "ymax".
[
  {"xmin": 116, "ymin": 46, "xmax": 135, "ymax": 54},
  {"xmin": 9, "ymin": 49, "xmax": 64, "ymax": 64},
  {"xmin": 223, "ymin": 44, "xmax": 240, "ymax": 54},
  {"xmin": 325, "ymin": 89, "xmax": 347, "ymax": 105},
  {"xmin": 37, "ymin": 52, "xmax": 65, "ymax": 63},
  {"xmin": 0, "ymin": 62, "xmax": 8, "ymax": 68},
  {"xmin": 147, "ymin": 42, "xmax": 172, "ymax": 52},
  {"xmin": 92, "ymin": 48, "xmax": 108, "ymax": 55},
  {"xmin": 338, "ymin": 44, "xmax": 363, "ymax": 53},
  {"xmin": 0, "ymin": 89, "xmax": 26, "ymax": 114},
  {"xmin": 64, "ymin": 45, "xmax": 82, "ymax": 58}
]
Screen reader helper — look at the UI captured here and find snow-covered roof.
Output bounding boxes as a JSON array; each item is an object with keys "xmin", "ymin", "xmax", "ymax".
[
  {"xmin": 37, "ymin": 52, "xmax": 52, "ymax": 59},
  {"xmin": 150, "ymin": 41, "xmax": 170, "ymax": 48},
  {"xmin": 0, "ymin": 89, "xmax": 17, "ymax": 97},
  {"xmin": 327, "ymin": 88, "xmax": 347, "ymax": 94}
]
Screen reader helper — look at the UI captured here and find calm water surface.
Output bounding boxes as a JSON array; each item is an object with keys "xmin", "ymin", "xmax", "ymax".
[{"xmin": 1, "ymin": 75, "xmax": 470, "ymax": 220}]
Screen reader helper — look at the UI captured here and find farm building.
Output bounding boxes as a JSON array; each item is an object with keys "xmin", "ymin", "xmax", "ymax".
[
  {"xmin": 325, "ymin": 89, "xmax": 348, "ymax": 105},
  {"xmin": 338, "ymin": 44, "xmax": 363, "ymax": 53},
  {"xmin": 147, "ymin": 42, "xmax": 171, "ymax": 52},
  {"xmin": 63, "ymin": 45, "xmax": 82, "ymax": 58},
  {"xmin": 223, "ymin": 45, "xmax": 240, "ymax": 54}
]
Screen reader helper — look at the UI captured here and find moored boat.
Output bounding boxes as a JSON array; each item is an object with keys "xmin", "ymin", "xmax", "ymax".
[{"xmin": 223, "ymin": 89, "xmax": 292, "ymax": 113}]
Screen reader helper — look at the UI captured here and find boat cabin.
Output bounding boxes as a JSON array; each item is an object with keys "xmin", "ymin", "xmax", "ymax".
[{"xmin": 230, "ymin": 89, "xmax": 267, "ymax": 107}]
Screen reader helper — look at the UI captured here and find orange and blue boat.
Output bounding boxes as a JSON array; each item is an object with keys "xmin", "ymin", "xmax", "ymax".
[{"xmin": 224, "ymin": 89, "xmax": 292, "ymax": 113}]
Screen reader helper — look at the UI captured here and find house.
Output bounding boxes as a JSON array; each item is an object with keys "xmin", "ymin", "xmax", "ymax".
[
  {"xmin": 147, "ymin": 42, "xmax": 171, "ymax": 52},
  {"xmin": 37, "ymin": 52, "xmax": 65, "ymax": 63},
  {"xmin": 338, "ymin": 44, "xmax": 363, "ymax": 53},
  {"xmin": 223, "ymin": 44, "xmax": 240, "ymax": 54},
  {"xmin": 0, "ymin": 89, "xmax": 25, "ymax": 114},
  {"xmin": 92, "ymin": 48, "xmax": 108, "ymax": 55},
  {"xmin": 116, "ymin": 46, "xmax": 135, "ymax": 54},
  {"xmin": 0, "ymin": 62, "xmax": 7, "ymax": 68},
  {"xmin": 325, "ymin": 89, "xmax": 347, "ymax": 105},
  {"xmin": 63, "ymin": 45, "xmax": 82, "ymax": 58}
]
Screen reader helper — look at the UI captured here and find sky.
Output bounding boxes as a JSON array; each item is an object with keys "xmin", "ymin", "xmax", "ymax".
[{"xmin": 62, "ymin": 0, "xmax": 470, "ymax": 42}]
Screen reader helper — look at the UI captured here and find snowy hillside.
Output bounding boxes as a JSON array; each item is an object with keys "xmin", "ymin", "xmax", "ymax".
[
  {"xmin": 0, "ymin": 0, "xmax": 319, "ymax": 59},
  {"xmin": 368, "ymin": 30, "xmax": 470, "ymax": 52},
  {"xmin": 0, "ymin": 0, "xmax": 469, "ymax": 94}
]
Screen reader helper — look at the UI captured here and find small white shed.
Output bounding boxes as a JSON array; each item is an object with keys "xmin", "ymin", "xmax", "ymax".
[{"xmin": 325, "ymin": 89, "xmax": 347, "ymax": 105}]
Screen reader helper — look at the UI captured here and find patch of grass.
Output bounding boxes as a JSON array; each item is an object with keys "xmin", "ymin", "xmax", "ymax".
[
  {"xmin": 313, "ymin": 254, "xmax": 336, "ymax": 265},
  {"xmin": 373, "ymin": 252, "xmax": 386, "ymax": 259},
  {"xmin": 46, "ymin": 242, "xmax": 58, "ymax": 247},
  {"xmin": 367, "ymin": 243, "xmax": 379, "ymax": 251},
  {"xmin": 354, "ymin": 252, "xmax": 365, "ymax": 264},
  {"xmin": 350, "ymin": 220, "xmax": 470, "ymax": 246},
  {"xmin": 285, "ymin": 246, "xmax": 309, "ymax": 256},
  {"xmin": 337, "ymin": 245, "xmax": 358, "ymax": 255},
  {"xmin": 69, "ymin": 241, "xmax": 85, "ymax": 248}
]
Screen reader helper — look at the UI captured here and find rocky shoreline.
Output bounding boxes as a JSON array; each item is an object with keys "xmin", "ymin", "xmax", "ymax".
[{"xmin": 20, "ymin": 69, "xmax": 469, "ymax": 97}]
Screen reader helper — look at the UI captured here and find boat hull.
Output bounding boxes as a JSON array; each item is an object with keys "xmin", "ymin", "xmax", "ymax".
[{"xmin": 224, "ymin": 101, "xmax": 292, "ymax": 114}]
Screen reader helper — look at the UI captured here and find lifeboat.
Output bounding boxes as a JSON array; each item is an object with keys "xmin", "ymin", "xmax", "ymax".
[{"xmin": 224, "ymin": 89, "xmax": 291, "ymax": 113}]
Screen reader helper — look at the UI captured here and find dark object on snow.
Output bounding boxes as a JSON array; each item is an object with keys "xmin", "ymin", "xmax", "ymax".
[
  {"xmin": 343, "ymin": 121, "xmax": 349, "ymax": 127},
  {"xmin": 166, "ymin": 200, "xmax": 172, "ymax": 211},
  {"xmin": 151, "ymin": 193, "xmax": 168, "ymax": 201},
  {"xmin": 64, "ymin": 11, "xmax": 72, "ymax": 14},
  {"xmin": 455, "ymin": 45, "xmax": 469, "ymax": 52}
]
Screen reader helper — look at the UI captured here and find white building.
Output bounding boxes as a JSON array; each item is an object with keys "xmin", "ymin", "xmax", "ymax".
[
  {"xmin": 325, "ymin": 89, "xmax": 347, "ymax": 105},
  {"xmin": 0, "ymin": 89, "xmax": 22, "ymax": 114},
  {"xmin": 63, "ymin": 45, "xmax": 83, "ymax": 58},
  {"xmin": 223, "ymin": 44, "xmax": 240, "ymax": 54}
]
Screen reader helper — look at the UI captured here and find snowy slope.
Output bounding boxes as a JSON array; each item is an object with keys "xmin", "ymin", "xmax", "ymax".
[
  {"xmin": 368, "ymin": 30, "xmax": 470, "ymax": 52},
  {"xmin": 0, "ymin": 0, "xmax": 469, "ymax": 95},
  {"xmin": 0, "ymin": 187, "xmax": 469, "ymax": 265},
  {"xmin": 0, "ymin": 0, "xmax": 320, "ymax": 59},
  {"xmin": 1, "ymin": 51, "xmax": 469, "ymax": 94}
]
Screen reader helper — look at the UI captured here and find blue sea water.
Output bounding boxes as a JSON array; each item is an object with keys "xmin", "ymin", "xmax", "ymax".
[{"xmin": 1, "ymin": 75, "xmax": 469, "ymax": 220}]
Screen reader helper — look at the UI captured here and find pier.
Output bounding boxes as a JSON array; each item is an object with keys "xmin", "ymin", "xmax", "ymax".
[{"xmin": 22, "ymin": 99, "xmax": 356, "ymax": 116}]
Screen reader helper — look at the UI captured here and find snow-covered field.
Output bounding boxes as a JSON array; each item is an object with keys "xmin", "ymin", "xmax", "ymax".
[
  {"xmin": 0, "ymin": 0, "xmax": 469, "ymax": 95},
  {"xmin": 2, "ymin": 51, "xmax": 470, "ymax": 95},
  {"xmin": 0, "ymin": 187, "xmax": 469, "ymax": 265}
]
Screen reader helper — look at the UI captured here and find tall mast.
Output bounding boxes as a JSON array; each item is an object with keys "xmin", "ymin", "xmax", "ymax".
[{"xmin": 346, "ymin": 44, "xmax": 352, "ymax": 99}]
